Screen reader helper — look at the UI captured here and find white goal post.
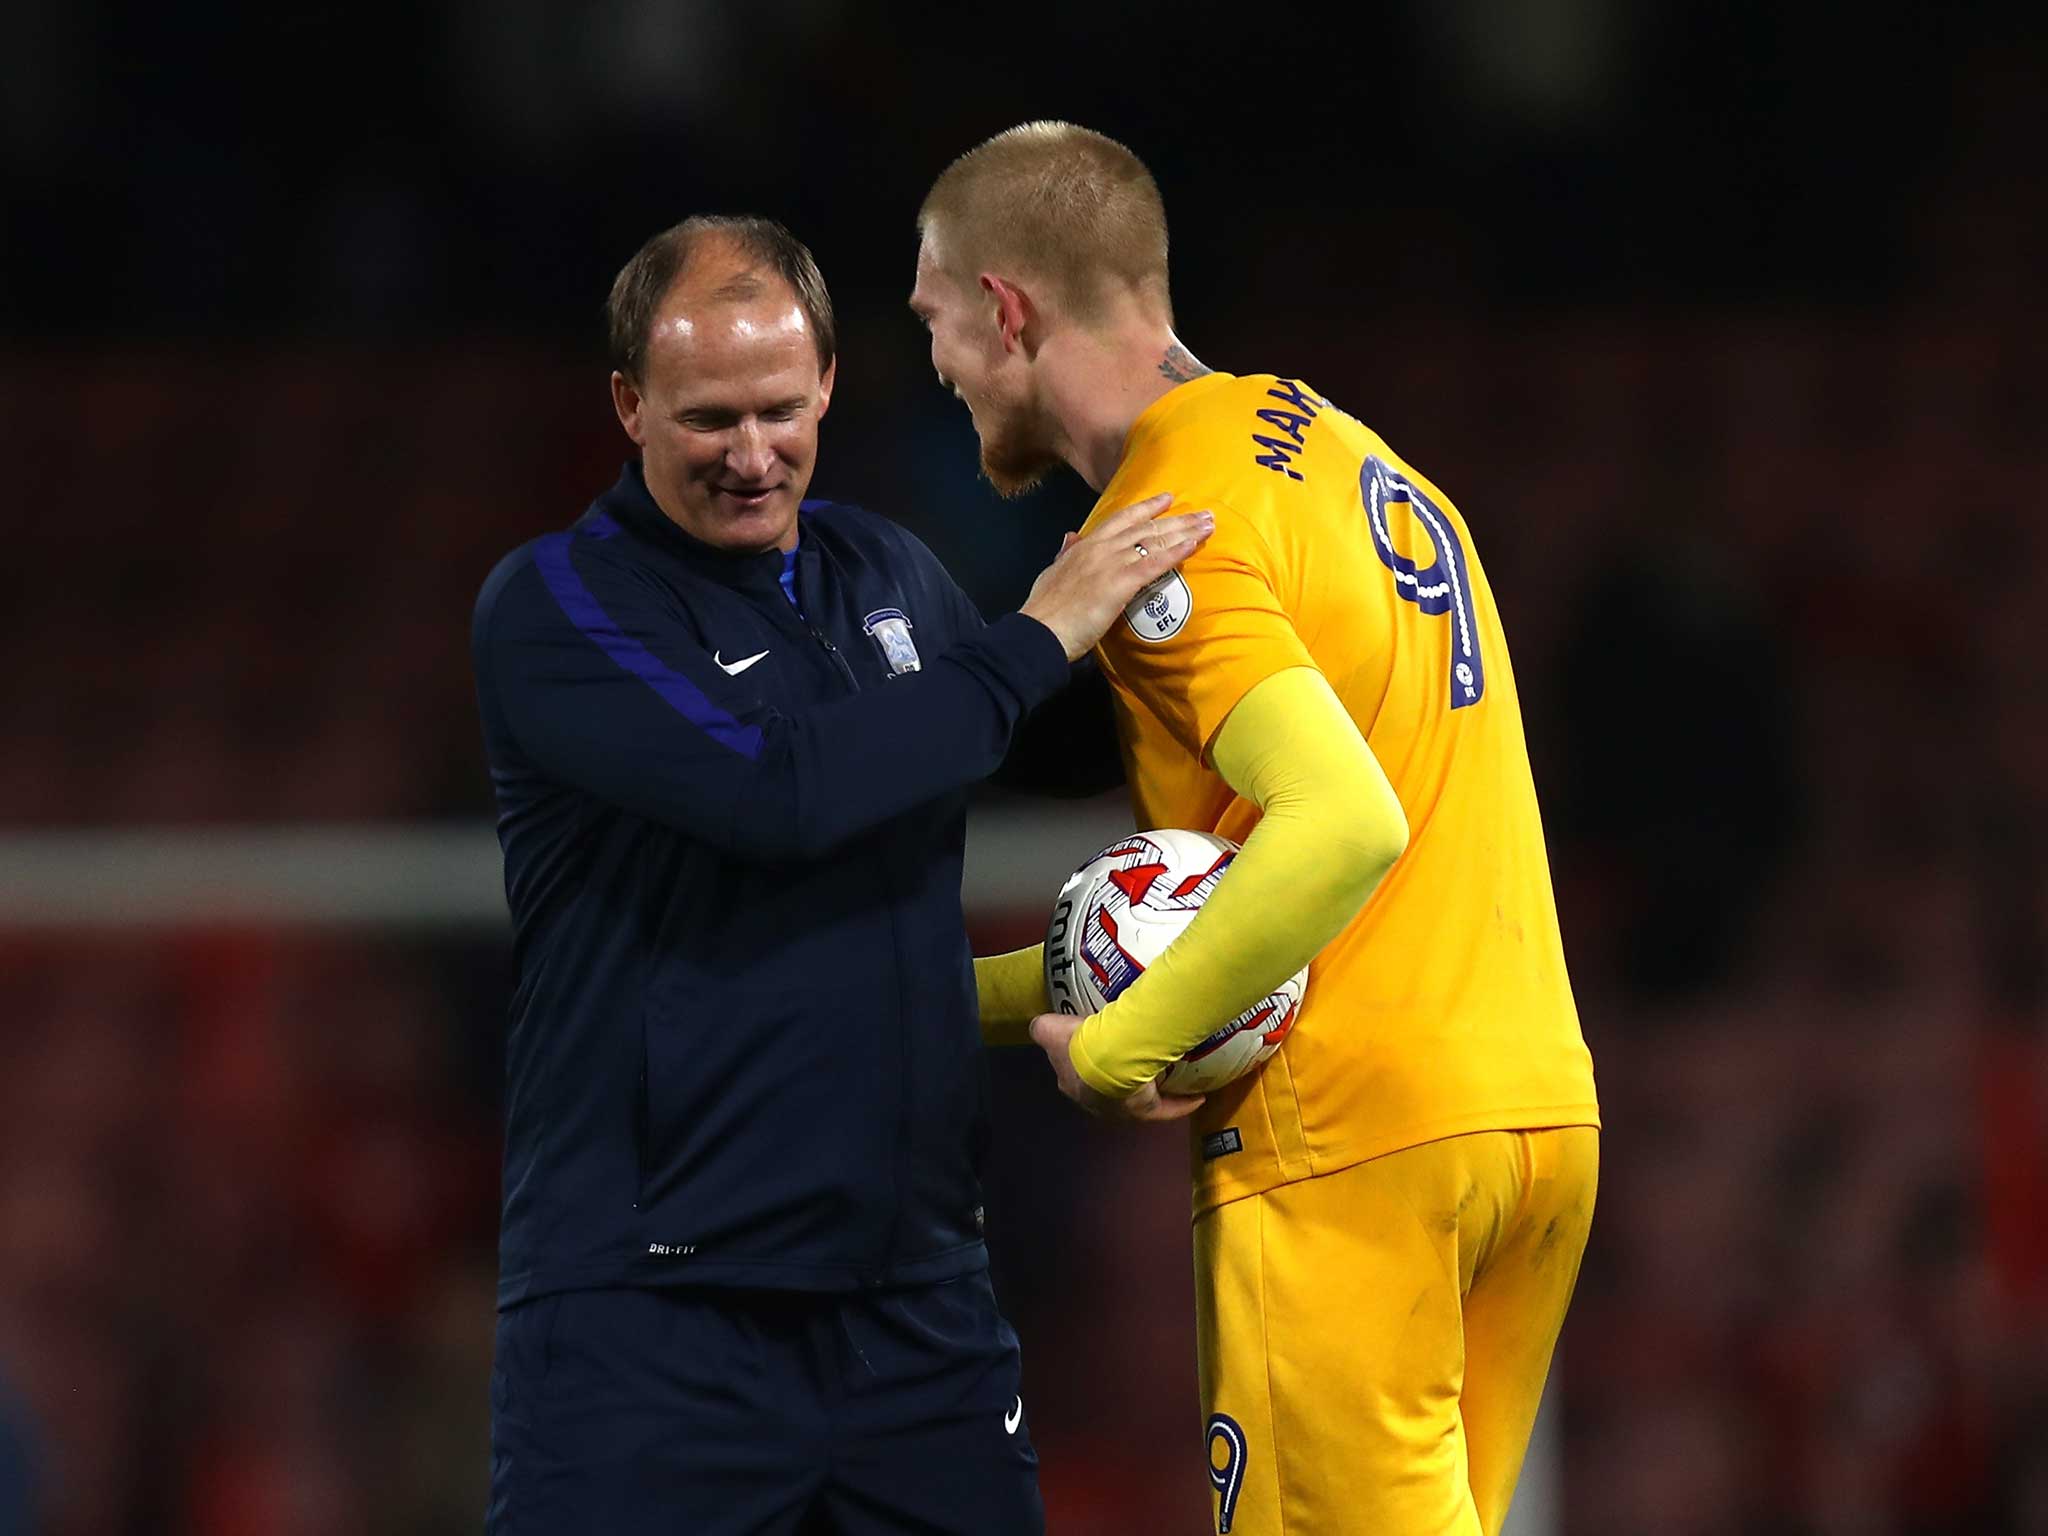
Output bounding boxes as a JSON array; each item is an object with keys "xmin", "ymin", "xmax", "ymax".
[{"xmin": 0, "ymin": 804, "xmax": 1138, "ymax": 928}]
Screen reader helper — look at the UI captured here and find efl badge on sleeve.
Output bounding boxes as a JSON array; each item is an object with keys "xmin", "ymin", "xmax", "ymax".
[
  {"xmin": 1123, "ymin": 571, "xmax": 1192, "ymax": 642},
  {"xmin": 862, "ymin": 608, "xmax": 922, "ymax": 675}
]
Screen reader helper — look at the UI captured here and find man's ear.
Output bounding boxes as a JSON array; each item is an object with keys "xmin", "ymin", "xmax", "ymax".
[
  {"xmin": 981, "ymin": 274, "xmax": 1035, "ymax": 356},
  {"xmin": 816, "ymin": 355, "xmax": 837, "ymax": 421},
  {"xmin": 611, "ymin": 371, "xmax": 647, "ymax": 446}
]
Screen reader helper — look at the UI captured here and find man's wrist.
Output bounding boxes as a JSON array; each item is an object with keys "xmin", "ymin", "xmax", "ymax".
[
  {"xmin": 1008, "ymin": 606, "xmax": 1075, "ymax": 665},
  {"xmin": 982, "ymin": 611, "xmax": 1076, "ymax": 705}
]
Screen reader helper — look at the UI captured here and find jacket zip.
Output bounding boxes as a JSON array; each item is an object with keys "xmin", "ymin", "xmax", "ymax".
[
  {"xmin": 805, "ymin": 620, "xmax": 860, "ymax": 690},
  {"xmin": 780, "ymin": 569, "xmax": 910, "ymax": 1284}
]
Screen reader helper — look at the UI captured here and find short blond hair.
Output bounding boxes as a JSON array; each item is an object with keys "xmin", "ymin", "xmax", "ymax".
[{"xmin": 919, "ymin": 121, "xmax": 1171, "ymax": 325}]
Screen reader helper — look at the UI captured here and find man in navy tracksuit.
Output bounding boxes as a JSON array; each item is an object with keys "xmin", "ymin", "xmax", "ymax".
[{"xmin": 471, "ymin": 215, "xmax": 1210, "ymax": 1533}]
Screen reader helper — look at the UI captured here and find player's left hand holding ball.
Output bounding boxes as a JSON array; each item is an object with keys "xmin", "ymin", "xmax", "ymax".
[{"xmin": 1028, "ymin": 1012, "xmax": 1206, "ymax": 1124}]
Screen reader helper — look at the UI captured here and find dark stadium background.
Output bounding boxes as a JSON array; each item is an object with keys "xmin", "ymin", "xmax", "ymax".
[{"xmin": 3, "ymin": 2, "xmax": 2045, "ymax": 1532}]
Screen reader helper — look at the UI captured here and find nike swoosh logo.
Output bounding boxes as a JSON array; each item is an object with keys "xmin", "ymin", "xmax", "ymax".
[
  {"xmin": 714, "ymin": 649, "xmax": 769, "ymax": 676},
  {"xmin": 1004, "ymin": 1396, "xmax": 1023, "ymax": 1435}
]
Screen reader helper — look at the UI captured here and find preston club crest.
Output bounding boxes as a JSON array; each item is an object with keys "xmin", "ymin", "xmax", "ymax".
[{"xmin": 861, "ymin": 608, "xmax": 922, "ymax": 676}]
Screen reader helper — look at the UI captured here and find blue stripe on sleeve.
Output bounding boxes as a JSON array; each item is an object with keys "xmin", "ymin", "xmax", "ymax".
[{"xmin": 533, "ymin": 528, "xmax": 765, "ymax": 760}]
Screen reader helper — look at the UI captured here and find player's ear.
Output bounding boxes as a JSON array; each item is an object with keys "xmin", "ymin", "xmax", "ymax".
[
  {"xmin": 816, "ymin": 355, "xmax": 836, "ymax": 420},
  {"xmin": 611, "ymin": 370, "xmax": 647, "ymax": 446},
  {"xmin": 981, "ymin": 274, "xmax": 1032, "ymax": 355}
]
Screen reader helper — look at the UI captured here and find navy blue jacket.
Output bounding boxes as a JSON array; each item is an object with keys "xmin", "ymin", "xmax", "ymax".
[{"xmin": 472, "ymin": 463, "xmax": 1074, "ymax": 1306}]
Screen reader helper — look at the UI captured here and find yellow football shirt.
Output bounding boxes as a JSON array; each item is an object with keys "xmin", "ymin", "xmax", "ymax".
[{"xmin": 1083, "ymin": 371, "xmax": 1599, "ymax": 1211}]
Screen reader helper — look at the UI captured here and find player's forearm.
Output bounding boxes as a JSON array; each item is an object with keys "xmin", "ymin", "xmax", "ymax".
[
  {"xmin": 973, "ymin": 945, "xmax": 1048, "ymax": 1047},
  {"xmin": 1069, "ymin": 666, "xmax": 1407, "ymax": 1097}
]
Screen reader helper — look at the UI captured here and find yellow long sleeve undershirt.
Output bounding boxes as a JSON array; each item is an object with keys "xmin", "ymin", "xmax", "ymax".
[
  {"xmin": 973, "ymin": 944, "xmax": 1047, "ymax": 1048},
  {"xmin": 1067, "ymin": 665, "xmax": 1409, "ymax": 1097}
]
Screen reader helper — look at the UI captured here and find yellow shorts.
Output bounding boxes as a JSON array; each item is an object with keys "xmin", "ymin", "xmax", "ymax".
[{"xmin": 1194, "ymin": 1126, "xmax": 1598, "ymax": 1536}]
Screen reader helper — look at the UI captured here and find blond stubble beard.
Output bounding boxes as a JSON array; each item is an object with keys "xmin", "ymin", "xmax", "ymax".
[{"xmin": 975, "ymin": 398, "xmax": 1065, "ymax": 499}]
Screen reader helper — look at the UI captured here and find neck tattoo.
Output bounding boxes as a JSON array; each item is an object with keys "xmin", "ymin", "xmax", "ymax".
[{"xmin": 1157, "ymin": 343, "xmax": 1212, "ymax": 384}]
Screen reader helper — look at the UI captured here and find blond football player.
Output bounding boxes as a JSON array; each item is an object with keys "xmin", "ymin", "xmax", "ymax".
[{"xmin": 915, "ymin": 124, "xmax": 1600, "ymax": 1536}]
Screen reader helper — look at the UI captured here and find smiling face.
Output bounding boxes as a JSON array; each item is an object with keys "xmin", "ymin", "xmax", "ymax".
[
  {"xmin": 909, "ymin": 226, "xmax": 1063, "ymax": 498},
  {"xmin": 612, "ymin": 251, "xmax": 835, "ymax": 553}
]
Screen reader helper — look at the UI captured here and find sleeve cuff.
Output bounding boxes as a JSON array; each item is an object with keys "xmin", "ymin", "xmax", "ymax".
[
  {"xmin": 980, "ymin": 611, "xmax": 1073, "ymax": 713},
  {"xmin": 1069, "ymin": 1010, "xmax": 1144, "ymax": 1098}
]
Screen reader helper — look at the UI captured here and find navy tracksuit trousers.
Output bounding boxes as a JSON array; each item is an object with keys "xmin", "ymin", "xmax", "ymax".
[{"xmin": 487, "ymin": 1272, "xmax": 1043, "ymax": 1534}]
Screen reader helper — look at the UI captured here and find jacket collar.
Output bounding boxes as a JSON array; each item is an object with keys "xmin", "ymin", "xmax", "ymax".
[{"xmin": 595, "ymin": 460, "xmax": 797, "ymax": 594}]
